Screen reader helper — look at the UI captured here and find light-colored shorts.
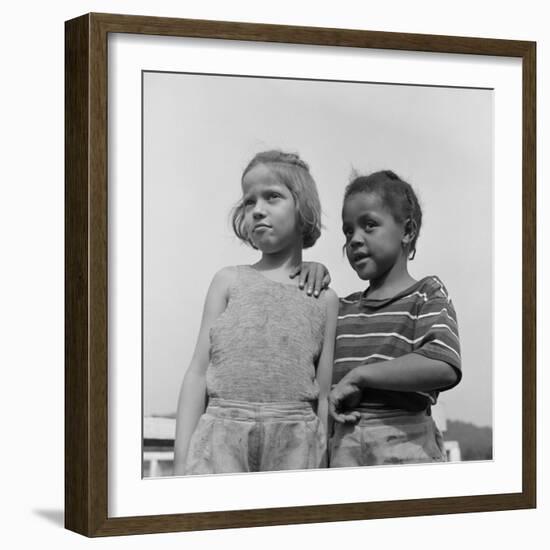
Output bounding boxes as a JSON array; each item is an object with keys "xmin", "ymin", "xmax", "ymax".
[
  {"xmin": 329, "ymin": 409, "xmax": 447, "ymax": 468},
  {"xmin": 185, "ymin": 398, "xmax": 326, "ymax": 475}
]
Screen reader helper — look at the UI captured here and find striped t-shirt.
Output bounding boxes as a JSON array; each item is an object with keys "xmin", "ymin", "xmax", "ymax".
[{"xmin": 334, "ymin": 276, "xmax": 462, "ymax": 412}]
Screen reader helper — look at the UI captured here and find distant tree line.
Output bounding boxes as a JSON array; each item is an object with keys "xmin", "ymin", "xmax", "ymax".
[{"xmin": 445, "ymin": 420, "xmax": 493, "ymax": 461}]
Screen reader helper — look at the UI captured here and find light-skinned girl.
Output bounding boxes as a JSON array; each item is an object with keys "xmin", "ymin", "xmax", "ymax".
[
  {"xmin": 173, "ymin": 150, "xmax": 339, "ymax": 475},
  {"xmin": 327, "ymin": 170, "xmax": 462, "ymax": 466}
]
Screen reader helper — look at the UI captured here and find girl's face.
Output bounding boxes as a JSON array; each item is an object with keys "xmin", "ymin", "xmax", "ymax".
[
  {"xmin": 342, "ymin": 191, "xmax": 407, "ymax": 281},
  {"xmin": 241, "ymin": 164, "xmax": 301, "ymax": 253}
]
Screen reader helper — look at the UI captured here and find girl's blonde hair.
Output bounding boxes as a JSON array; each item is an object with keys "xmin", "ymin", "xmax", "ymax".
[{"xmin": 232, "ymin": 150, "xmax": 322, "ymax": 249}]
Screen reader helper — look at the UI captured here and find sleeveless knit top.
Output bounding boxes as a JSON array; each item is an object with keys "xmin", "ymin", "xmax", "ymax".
[{"xmin": 206, "ymin": 265, "xmax": 327, "ymax": 402}]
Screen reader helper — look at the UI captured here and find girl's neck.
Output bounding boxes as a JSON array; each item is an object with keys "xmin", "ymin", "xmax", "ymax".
[
  {"xmin": 254, "ymin": 246, "xmax": 303, "ymax": 277},
  {"xmin": 366, "ymin": 261, "xmax": 416, "ymax": 300}
]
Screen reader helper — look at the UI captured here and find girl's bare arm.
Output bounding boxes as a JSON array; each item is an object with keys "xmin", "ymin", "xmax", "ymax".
[
  {"xmin": 343, "ymin": 354, "xmax": 458, "ymax": 393},
  {"xmin": 329, "ymin": 354, "xmax": 458, "ymax": 423},
  {"xmin": 314, "ymin": 289, "xmax": 339, "ymax": 437},
  {"xmin": 173, "ymin": 267, "xmax": 235, "ymax": 475}
]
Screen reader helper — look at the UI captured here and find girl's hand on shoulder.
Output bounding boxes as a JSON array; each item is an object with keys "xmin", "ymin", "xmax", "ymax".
[
  {"xmin": 289, "ymin": 262, "xmax": 331, "ymax": 297},
  {"xmin": 329, "ymin": 378, "xmax": 362, "ymax": 424}
]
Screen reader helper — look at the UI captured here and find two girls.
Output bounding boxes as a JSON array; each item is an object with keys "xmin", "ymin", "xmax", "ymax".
[{"xmin": 174, "ymin": 155, "xmax": 462, "ymax": 474}]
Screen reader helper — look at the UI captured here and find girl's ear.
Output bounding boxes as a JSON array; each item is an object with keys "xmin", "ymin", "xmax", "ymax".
[
  {"xmin": 402, "ymin": 220, "xmax": 417, "ymax": 260},
  {"xmin": 401, "ymin": 219, "xmax": 417, "ymax": 245}
]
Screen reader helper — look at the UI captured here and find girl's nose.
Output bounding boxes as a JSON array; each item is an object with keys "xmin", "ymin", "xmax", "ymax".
[
  {"xmin": 349, "ymin": 229, "xmax": 364, "ymax": 247},
  {"xmin": 252, "ymin": 201, "xmax": 266, "ymax": 218}
]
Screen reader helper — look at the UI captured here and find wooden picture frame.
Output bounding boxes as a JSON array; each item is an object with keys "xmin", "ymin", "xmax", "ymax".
[{"xmin": 65, "ymin": 12, "xmax": 536, "ymax": 537}]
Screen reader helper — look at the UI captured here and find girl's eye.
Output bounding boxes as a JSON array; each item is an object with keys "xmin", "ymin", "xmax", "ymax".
[
  {"xmin": 243, "ymin": 198, "xmax": 255, "ymax": 207},
  {"xmin": 364, "ymin": 221, "xmax": 376, "ymax": 230},
  {"xmin": 268, "ymin": 193, "xmax": 280, "ymax": 200}
]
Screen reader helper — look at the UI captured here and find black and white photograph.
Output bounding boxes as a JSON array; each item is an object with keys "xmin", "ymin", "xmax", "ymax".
[
  {"xmin": 4, "ymin": 0, "xmax": 545, "ymax": 545},
  {"xmin": 142, "ymin": 71, "xmax": 493, "ymax": 478}
]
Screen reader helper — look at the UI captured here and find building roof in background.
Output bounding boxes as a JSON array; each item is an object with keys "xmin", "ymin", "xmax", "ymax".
[{"xmin": 144, "ymin": 416, "xmax": 176, "ymax": 440}]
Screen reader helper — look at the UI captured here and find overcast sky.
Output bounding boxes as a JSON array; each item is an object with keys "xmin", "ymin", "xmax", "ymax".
[{"xmin": 143, "ymin": 71, "xmax": 493, "ymax": 427}]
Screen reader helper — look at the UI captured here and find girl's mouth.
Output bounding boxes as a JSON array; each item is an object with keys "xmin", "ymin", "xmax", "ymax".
[
  {"xmin": 352, "ymin": 255, "xmax": 373, "ymax": 272},
  {"xmin": 253, "ymin": 224, "xmax": 271, "ymax": 232},
  {"xmin": 352, "ymin": 253, "xmax": 370, "ymax": 265}
]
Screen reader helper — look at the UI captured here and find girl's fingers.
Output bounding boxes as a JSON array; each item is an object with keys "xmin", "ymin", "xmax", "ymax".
[
  {"xmin": 328, "ymin": 395, "xmax": 341, "ymax": 418},
  {"xmin": 290, "ymin": 263, "xmax": 330, "ymax": 295},
  {"xmin": 329, "ymin": 391, "xmax": 361, "ymax": 423},
  {"xmin": 331, "ymin": 410, "xmax": 360, "ymax": 423},
  {"xmin": 299, "ymin": 264, "xmax": 309, "ymax": 289},
  {"xmin": 312, "ymin": 265, "xmax": 323, "ymax": 297},
  {"xmin": 303, "ymin": 264, "xmax": 313, "ymax": 294},
  {"xmin": 340, "ymin": 410, "xmax": 361, "ymax": 423},
  {"xmin": 329, "ymin": 403, "xmax": 345, "ymax": 423},
  {"xmin": 288, "ymin": 266, "xmax": 301, "ymax": 279}
]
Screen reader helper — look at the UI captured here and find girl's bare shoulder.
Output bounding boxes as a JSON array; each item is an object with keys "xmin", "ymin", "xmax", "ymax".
[
  {"xmin": 210, "ymin": 265, "xmax": 240, "ymax": 292},
  {"xmin": 319, "ymin": 287, "xmax": 339, "ymax": 311}
]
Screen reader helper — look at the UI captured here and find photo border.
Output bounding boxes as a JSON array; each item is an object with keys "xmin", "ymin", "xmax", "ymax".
[{"xmin": 65, "ymin": 12, "xmax": 536, "ymax": 537}]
